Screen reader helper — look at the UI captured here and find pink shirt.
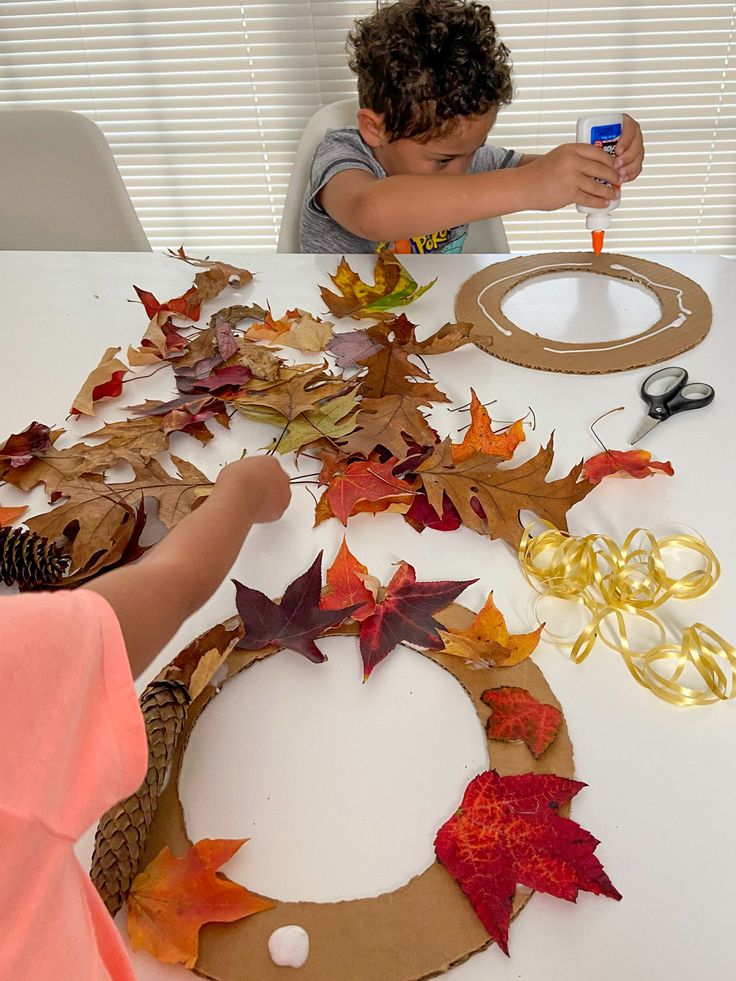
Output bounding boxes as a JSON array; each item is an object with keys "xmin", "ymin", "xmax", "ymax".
[{"xmin": 0, "ymin": 589, "xmax": 148, "ymax": 981}]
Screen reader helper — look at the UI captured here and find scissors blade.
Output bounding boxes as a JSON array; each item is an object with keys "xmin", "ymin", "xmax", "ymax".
[{"xmin": 629, "ymin": 415, "xmax": 660, "ymax": 444}]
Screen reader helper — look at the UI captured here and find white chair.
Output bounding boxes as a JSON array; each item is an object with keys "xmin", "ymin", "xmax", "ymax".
[
  {"xmin": 0, "ymin": 109, "xmax": 151, "ymax": 251},
  {"xmin": 277, "ymin": 98, "xmax": 509, "ymax": 254}
]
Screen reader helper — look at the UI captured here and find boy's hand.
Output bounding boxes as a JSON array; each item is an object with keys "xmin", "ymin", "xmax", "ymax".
[
  {"xmin": 615, "ymin": 113, "xmax": 644, "ymax": 182},
  {"xmin": 218, "ymin": 456, "xmax": 291, "ymax": 523},
  {"xmin": 524, "ymin": 144, "xmax": 620, "ymax": 211}
]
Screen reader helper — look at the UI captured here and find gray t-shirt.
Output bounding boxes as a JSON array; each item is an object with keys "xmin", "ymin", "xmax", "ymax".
[{"xmin": 299, "ymin": 126, "xmax": 521, "ymax": 254}]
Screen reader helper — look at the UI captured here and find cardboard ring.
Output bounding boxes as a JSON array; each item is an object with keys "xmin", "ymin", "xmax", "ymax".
[
  {"xmin": 143, "ymin": 606, "xmax": 574, "ymax": 981},
  {"xmin": 457, "ymin": 252, "xmax": 711, "ymax": 374}
]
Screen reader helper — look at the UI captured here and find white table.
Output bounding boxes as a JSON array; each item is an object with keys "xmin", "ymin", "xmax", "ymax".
[{"xmin": 1, "ymin": 251, "xmax": 734, "ymax": 981}]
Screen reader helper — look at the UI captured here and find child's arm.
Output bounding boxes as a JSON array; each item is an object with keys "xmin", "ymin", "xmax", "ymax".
[
  {"xmin": 320, "ymin": 143, "xmax": 619, "ymax": 243},
  {"xmin": 83, "ymin": 456, "xmax": 291, "ymax": 679}
]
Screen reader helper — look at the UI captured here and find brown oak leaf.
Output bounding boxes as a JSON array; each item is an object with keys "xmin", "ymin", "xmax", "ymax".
[{"xmin": 416, "ymin": 437, "xmax": 594, "ymax": 550}]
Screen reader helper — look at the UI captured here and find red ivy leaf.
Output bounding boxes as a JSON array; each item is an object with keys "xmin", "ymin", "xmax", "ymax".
[
  {"xmin": 233, "ymin": 552, "xmax": 359, "ymax": 663},
  {"xmin": 582, "ymin": 449, "xmax": 674, "ymax": 485},
  {"xmin": 359, "ymin": 562, "xmax": 475, "ymax": 681},
  {"xmin": 435, "ymin": 770, "xmax": 621, "ymax": 955},
  {"xmin": 482, "ymin": 687, "xmax": 562, "ymax": 758}
]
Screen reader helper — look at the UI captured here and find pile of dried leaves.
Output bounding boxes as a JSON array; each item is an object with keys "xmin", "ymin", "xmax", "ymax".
[{"xmin": 0, "ymin": 250, "xmax": 599, "ymax": 587}]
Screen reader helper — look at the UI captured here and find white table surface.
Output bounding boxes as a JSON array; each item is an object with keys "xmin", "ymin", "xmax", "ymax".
[{"xmin": 1, "ymin": 250, "xmax": 734, "ymax": 981}]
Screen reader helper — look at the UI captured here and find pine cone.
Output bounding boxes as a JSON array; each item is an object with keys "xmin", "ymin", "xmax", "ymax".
[
  {"xmin": 90, "ymin": 679, "xmax": 191, "ymax": 915},
  {"xmin": 0, "ymin": 526, "xmax": 69, "ymax": 588}
]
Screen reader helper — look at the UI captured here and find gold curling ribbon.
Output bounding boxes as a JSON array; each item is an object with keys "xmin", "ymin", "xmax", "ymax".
[{"xmin": 519, "ymin": 521, "xmax": 736, "ymax": 706}]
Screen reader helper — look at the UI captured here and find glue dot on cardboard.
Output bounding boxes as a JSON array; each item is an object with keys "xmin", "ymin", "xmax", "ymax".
[{"xmin": 268, "ymin": 925, "xmax": 309, "ymax": 968}]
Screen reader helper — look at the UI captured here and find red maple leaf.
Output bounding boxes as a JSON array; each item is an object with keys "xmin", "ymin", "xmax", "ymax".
[
  {"xmin": 326, "ymin": 457, "xmax": 414, "ymax": 525},
  {"xmin": 233, "ymin": 552, "xmax": 359, "ymax": 663},
  {"xmin": 320, "ymin": 538, "xmax": 377, "ymax": 621},
  {"xmin": 359, "ymin": 562, "xmax": 475, "ymax": 681},
  {"xmin": 134, "ymin": 284, "xmax": 201, "ymax": 322},
  {"xmin": 435, "ymin": 770, "xmax": 621, "ymax": 955},
  {"xmin": 582, "ymin": 448, "xmax": 674, "ymax": 485},
  {"xmin": 482, "ymin": 687, "xmax": 562, "ymax": 758}
]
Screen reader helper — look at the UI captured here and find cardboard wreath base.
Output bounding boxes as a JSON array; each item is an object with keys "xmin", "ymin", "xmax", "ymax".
[
  {"xmin": 142, "ymin": 605, "xmax": 574, "ymax": 981},
  {"xmin": 456, "ymin": 252, "xmax": 712, "ymax": 374}
]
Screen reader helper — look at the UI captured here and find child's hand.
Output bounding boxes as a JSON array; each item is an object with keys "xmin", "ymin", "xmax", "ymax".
[
  {"xmin": 615, "ymin": 114, "xmax": 644, "ymax": 182},
  {"xmin": 524, "ymin": 143, "xmax": 620, "ymax": 211},
  {"xmin": 217, "ymin": 456, "xmax": 291, "ymax": 523}
]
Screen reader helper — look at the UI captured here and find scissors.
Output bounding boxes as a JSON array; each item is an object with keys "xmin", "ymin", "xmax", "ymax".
[{"xmin": 629, "ymin": 366, "xmax": 715, "ymax": 444}]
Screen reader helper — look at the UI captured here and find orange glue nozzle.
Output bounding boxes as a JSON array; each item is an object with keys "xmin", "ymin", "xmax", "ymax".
[{"xmin": 592, "ymin": 229, "xmax": 604, "ymax": 254}]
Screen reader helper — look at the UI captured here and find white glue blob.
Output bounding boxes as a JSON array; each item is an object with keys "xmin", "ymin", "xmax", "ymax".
[{"xmin": 268, "ymin": 925, "xmax": 309, "ymax": 968}]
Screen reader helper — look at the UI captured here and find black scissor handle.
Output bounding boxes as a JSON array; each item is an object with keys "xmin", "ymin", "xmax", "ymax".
[
  {"xmin": 665, "ymin": 381, "xmax": 715, "ymax": 416},
  {"xmin": 641, "ymin": 366, "xmax": 688, "ymax": 420}
]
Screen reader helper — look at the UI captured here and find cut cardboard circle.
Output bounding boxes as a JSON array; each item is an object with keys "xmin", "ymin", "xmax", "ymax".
[
  {"xmin": 457, "ymin": 252, "xmax": 712, "ymax": 374},
  {"xmin": 143, "ymin": 606, "xmax": 574, "ymax": 981}
]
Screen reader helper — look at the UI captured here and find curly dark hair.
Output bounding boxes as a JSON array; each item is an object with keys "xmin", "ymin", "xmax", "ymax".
[{"xmin": 347, "ymin": 0, "xmax": 513, "ymax": 142}]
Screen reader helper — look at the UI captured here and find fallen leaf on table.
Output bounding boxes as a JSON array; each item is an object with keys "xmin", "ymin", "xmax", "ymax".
[
  {"xmin": 403, "ymin": 490, "xmax": 462, "ymax": 533},
  {"xmin": 400, "ymin": 319, "xmax": 475, "ymax": 355},
  {"xmin": 237, "ymin": 340, "xmax": 282, "ymax": 381},
  {"xmin": 234, "ymin": 552, "xmax": 360, "ymax": 663},
  {"xmin": 582, "ymin": 448, "xmax": 674, "ymax": 485},
  {"xmin": 416, "ymin": 437, "xmax": 594, "ymax": 550},
  {"xmin": 327, "ymin": 330, "xmax": 382, "ymax": 368},
  {"xmin": 210, "ymin": 303, "xmax": 270, "ymax": 329},
  {"xmin": 215, "ymin": 318, "xmax": 239, "ymax": 360},
  {"xmin": 267, "ymin": 391, "xmax": 360, "ymax": 455},
  {"xmin": 0, "ymin": 421, "xmax": 53, "ymax": 468},
  {"xmin": 232, "ymin": 364, "xmax": 346, "ymax": 425},
  {"xmin": 482, "ymin": 687, "xmax": 562, "ymax": 758},
  {"xmin": 0, "ymin": 441, "xmax": 102, "ymax": 497},
  {"xmin": 0, "ymin": 505, "xmax": 28, "ymax": 527},
  {"xmin": 70, "ymin": 346, "xmax": 128, "ymax": 416},
  {"xmin": 168, "ymin": 621, "xmax": 244, "ymax": 700},
  {"xmin": 438, "ymin": 592, "xmax": 543, "ymax": 668},
  {"xmin": 339, "ymin": 394, "xmax": 437, "ymax": 460},
  {"xmin": 434, "ymin": 770, "xmax": 621, "ymax": 955},
  {"xmin": 320, "ymin": 538, "xmax": 377, "ymax": 621},
  {"xmin": 451, "ymin": 390, "xmax": 526, "ymax": 463},
  {"xmin": 356, "ymin": 321, "xmax": 448, "ymax": 403},
  {"xmin": 83, "ymin": 416, "xmax": 171, "ymax": 467},
  {"xmin": 246, "ymin": 309, "xmax": 334, "ymax": 352},
  {"xmin": 359, "ymin": 561, "xmax": 475, "ymax": 681},
  {"xmin": 320, "ymin": 254, "xmax": 435, "ymax": 320},
  {"xmin": 325, "ymin": 457, "xmax": 415, "ymax": 525},
  {"xmin": 127, "ymin": 838, "xmax": 273, "ymax": 969},
  {"xmin": 175, "ymin": 363, "xmax": 251, "ymax": 395},
  {"xmin": 167, "ymin": 247, "xmax": 253, "ymax": 311}
]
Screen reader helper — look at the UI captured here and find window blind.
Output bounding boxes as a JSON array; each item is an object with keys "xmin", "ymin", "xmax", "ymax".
[{"xmin": 1, "ymin": 1, "xmax": 734, "ymax": 253}]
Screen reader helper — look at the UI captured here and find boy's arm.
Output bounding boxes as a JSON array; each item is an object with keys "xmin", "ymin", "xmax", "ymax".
[
  {"xmin": 83, "ymin": 456, "xmax": 291, "ymax": 679},
  {"xmin": 320, "ymin": 143, "xmax": 619, "ymax": 243}
]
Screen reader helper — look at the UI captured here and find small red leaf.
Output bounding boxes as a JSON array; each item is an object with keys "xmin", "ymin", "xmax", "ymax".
[
  {"xmin": 403, "ymin": 490, "xmax": 462, "ymax": 532},
  {"xmin": 482, "ymin": 687, "xmax": 562, "ymax": 757},
  {"xmin": 582, "ymin": 448, "xmax": 674, "ymax": 485},
  {"xmin": 0, "ymin": 422, "xmax": 52, "ymax": 467}
]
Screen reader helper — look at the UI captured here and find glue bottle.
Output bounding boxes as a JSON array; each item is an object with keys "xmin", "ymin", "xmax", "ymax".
[{"xmin": 576, "ymin": 112, "xmax": 623, "ymax": 254}]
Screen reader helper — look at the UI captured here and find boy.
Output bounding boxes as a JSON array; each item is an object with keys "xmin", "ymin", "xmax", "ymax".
[
  {"xmin": 0, "ymin": 456, "xmax": 291, "ymax": 980},
  {"xmin": 300, "ymin": 0, "xmax": 644, "ymax": 254}
]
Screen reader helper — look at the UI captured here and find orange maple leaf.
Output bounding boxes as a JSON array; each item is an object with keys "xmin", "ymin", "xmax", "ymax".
[
  {"xmin": 451, "ymin": 389, "xmax": 525, "ymax": 463},
  {"xmin": 127, "ymin": 838, "xmax": 274, "ymax": 968},
  {"xmin": 582, "ymin": 448, "xmax": 674, "ymax": 485},
  {"xmin": 439, "ymin": 592, "xmax": 543, "ymax": 667}
]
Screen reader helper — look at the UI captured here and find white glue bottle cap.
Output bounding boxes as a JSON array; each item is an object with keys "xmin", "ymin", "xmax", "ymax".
[{"xmin": 585, "ymin": 213, "xmax": 612, "ymax": 231}]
